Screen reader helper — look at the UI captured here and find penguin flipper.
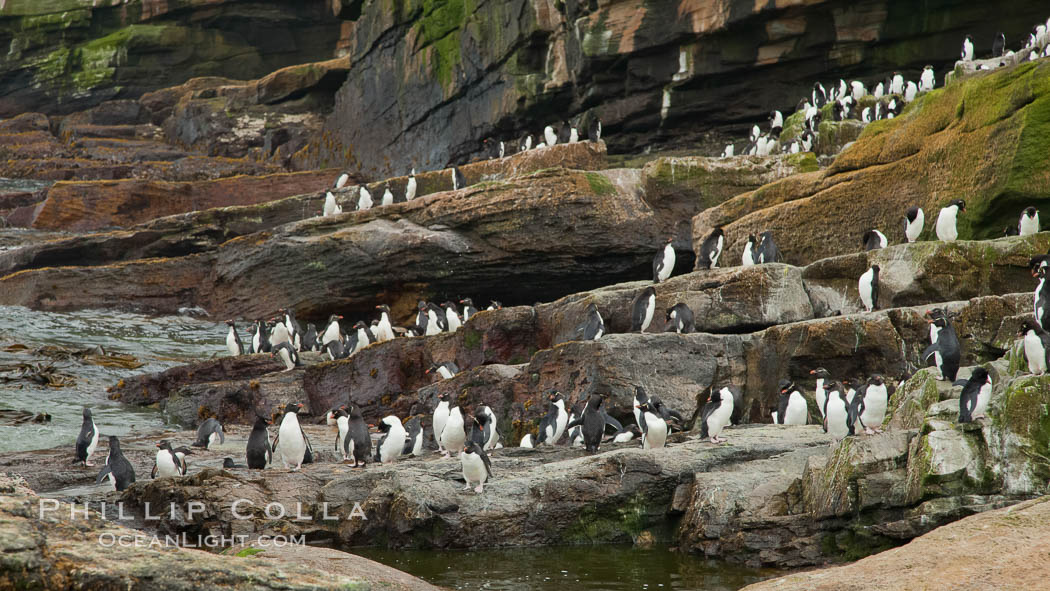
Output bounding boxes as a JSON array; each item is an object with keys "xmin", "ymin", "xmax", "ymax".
[
  {"xmin": 481, "ymin": 450, "xmax": 493, "ymax": 478},
  {"xmin": 921, "ymin": 343, "xmax": 939, "ymax": 363},
  {"xmin": 565, "ymin": 417, "xmax": 583, "ymax": 430},
  {"xmin": 95, "ymin": 465, "xmax": 112, "ymax": 484},
  {"xmin": 602, "ymin": 412, "xmax": 624, "ymax": 433},
  {"xmin": 151, "ymin": 463, "xmax": 158, "ymax": 479},
  {"xmin": 271, "ymin": 433, "xmax": 280, "ymax": 454},
  {"xmin": 951, "ymin": 378, "xmax": 969, "ymax": 387}
]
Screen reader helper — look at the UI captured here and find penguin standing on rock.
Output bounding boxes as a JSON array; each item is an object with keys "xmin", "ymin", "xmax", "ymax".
[
  {"xmin": 923, "ymin": 309, "xmax": 962, "ymax": 381},
  {"xmin": 862, "ymin": 230, "xmax": 888, "ymax": 251},
  {"xmin": 402, "ymin": 416, "xmax": 424, "ymax": 457},
  {"xmin": 959, "ymin": 368, "xmax": 992, "ymax": 423},
  {"xmin": 357, "ymin": 185, "xmax": 373, "ymax": 210},
  {"xmin": 856, "ymin": 375, "xmax": 889, "ymax": 434},
  {"xmin": 961, "ymin": 35, "xmax": 974, "ymax": 61},
  {"xmin": 630, "ymin": 286, "xmax": 657, "ymax": 332},
  {"xmin": 440, "ymin": 407, "xmax": 466, "ymax": 458},
  {"xmin": 536, "ymin": 391, "xmax": 569, "ymax": 446},
  {"xmin": 302, "ymin": 323, "xmax": 318, "ymax": 352},
  {"xmin": 477, "ymin": 405, "xmax": 501, "ymax": 450},
  {"xmin": 1019, "ymin": 206, "xmax": 1040, "ymax": 236},
  {"xmin": 452, "ymin": 166, "xmax": 466, "ymax": 191},
  {"xmin": 334, "ymin": 172, "xmax": 352, "ymax": 189},
  {"xmin": 700, "ymin": 386, "xmax": 735, "ymax": 444},
  {"xmin": 193, "ymin": 418, "xmax": 225, "ymax": 449},
  {"xmin": 636, "ymin": 401, "xmax": 668, "ymax": 449},
  {"xmin": 321, "ymin": 314, "xmax": 343, "ymax": 347},
  {"xmin": 1036, "ymin": 267, "xmax": 1050, "ymax": 332},
  {"xmin": 346, "ymin": 404, "xmax": 371, "ymax": 467},
  {"xmin": 406, "ymin": 169, "xmax": 417, "ymax": 201},
  {"xmin": 772, "ymin": 379, "xmax": 808, "ymax": 425},
  {"xmin": 151, "ymin": 440, "xmax": 187, "ymax": 478},
  {"xmin": 272, "ymin": 403, "xmax": 308, "ymax": 471},
  {"xmin": 433, "ymin": 392, "xmax": 451, "ymax": 453},
  {"xmin": 73, "ymin": 407, "xmax": 98, "ymax": 466},
  {"xmin": 245, "ymin": 412, "xmax": 272, "ymax": 469},
  {"xmin": 427, "ymin": 362, "xmax": 459, "ymax": 380},
  {"xmin": 375, "ymin": 305, "xmax": 396, "ymax": 342},
  {"xmin": 576, "ymin": 303, "xmax": 605, "ymax": 341},
  {"xmin": 333, "ymin": 408, "xmax": 351, "ymax": 460},
  {"xmin": 741, "ymin": 234, "xmax": 757, "ymax": 267},
  {"xmin": 904, "ymin": 206, "xmax": 924, "ymax": 243},
  {"xmin": 756, "ymin": 231, "xmax": 781, "ymax": 263},
  {"xmin": 376, "ymin": 415, "xmax": 407, "ymax": 463},
  {"xmin": 544, "ymin": 125, "xmax": 558, "ymax": 147},
  {"xmin": 460, "ymin": 441, "xmax": 493, "ymax": 493},
  {"xmin": 95, "ymin": 436, "xmax": 135, "ymax": 491},
  {"xmin": 566, "ymin": 394, "xmax": 609, "ymax": 453},
  {"xmin": 443, "ymin": 301, "xmax": 462, "ymax": 332},
  {"xmin": 323, "ymin": 191, "xmax": 342, "ymax": 217},
  {"xmin": 665, "ymin": 303, "xmax": 694, "ymax": 334},
  {"xmin": 935, "ymin": 199, "xmax": 965, "ymax": 242},
  {"xmin": 859, "ymin": 265, "xmax": 880, "ymax": 312},
  {"xmin": 653, "ymin": 238, "xmax": 676, "ymax": 283},
  {"xmin": 698, "ymin": 228, "xmax": 725, "ymax": 269},
  {"xmin": 810, "ymin": 368, "xmax": 831, "ymax": 419},
  {"xmin": 1019, "ymin": 319, "xmax": 1050, "ymax": 375},
  {"xmin": 992, "ymin": 32, "xmax": 1006, "ymax": 57},
  {"xmin": 822, "ymin": 382, "xmax": 850, "ymax": 441},
  {"xmin": 225, "ymin": 320, "xmax": 243, "ymax": 356}
]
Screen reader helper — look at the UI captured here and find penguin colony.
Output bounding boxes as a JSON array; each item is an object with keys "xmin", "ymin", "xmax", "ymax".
[{"xmin": 74, "ymin": 21, "xmax": 1050, "ymax": 495}]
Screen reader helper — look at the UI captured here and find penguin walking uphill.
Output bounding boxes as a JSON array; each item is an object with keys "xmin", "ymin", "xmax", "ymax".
[
  {"xmin": 772, "ymin": 379, "xmax": 808, "ymax": 425},
  {"xmin": 666, "ymin": 303, "xmax": 694, "ymax": 334},
  {"xmin": 630, "ymin": 286, "xmax": 657, "ymax": 333},
  {"xmin": 959, "ymin": 367, "xmax": 993, "ymax": 423},
  {"xmin": 923, "ymin": 308, "xmax": 962, "ymax": 382},
  {"xmin": 272, "ymin": 342, "xmax": 300, "ymax": 372},
  {"xmin": 375, "ymin": 415, "xmax": 408, "ymax": 463},
  {"xmin": 935, "ymin": 199, "xmax": 965, "ymax": 242},
  {"xmin": 272, "ymin": 403, "xmax": 310, "ymax": 471},
  {"xmin": 1019, "ymin": 319, "xmax": 1050, "ymax": 375},
  {"xmin": 225, "ymin": 320, "xmax": 243, "ymax": 356},
  {"xmin": 245, "ymin": 412, "xmax": 272, "ymax": 470},
  {"xmin": 152, "ymin": 440, "xmax": 188, "ymax": 478},
  {"xmin": 460, "ymin": 441, "xmax": 493, "ymax": 493},
  {"xmin": 700, "ymin": 386, "xmax": 736, "ymax": 444},
  {"xmin": 536, "ymin": 391, "xmax": 569, "ymax": 446},
  {"xmin": 73, "ymin": 407, "xmax": 99, "ymax": 466},
  {"xmin": 859, "ymin": 265, "xmax": 880, "ymax": 313},
  {"xmin": 653, "ymin": 237, "xmax": 676, "ymax": 283},
  {"xmin": 95, "ymin": 436, "xmax": 136, "ymax": 491},
  {"xmin": 576, "ymin": 303, "xmax": 605, "ymax": 341},
  {"xmin": 697, "ymin": 228, "xmax": 725, "ymax": 269},
  {"xmin": 1019, "ymin": 206, "xmax": 1040, "ymax": 236},
  {"xmin": 904, "ymin": 206, "xmax": 924, "ymax": 243},
  {"xmin": 193, "ymin": 418, "xmax": 225, "ymax": 449}
]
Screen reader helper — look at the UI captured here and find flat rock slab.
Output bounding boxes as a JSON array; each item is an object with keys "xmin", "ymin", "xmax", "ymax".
[{"xmin": 742, "ymin": 496, "xmax": 1050, "ymax": 591}]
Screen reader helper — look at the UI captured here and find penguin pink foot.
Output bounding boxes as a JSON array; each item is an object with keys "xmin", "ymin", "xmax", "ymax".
[{"xmin": 474, "ymin": 484, "xmax": 484, "ymax": 493}]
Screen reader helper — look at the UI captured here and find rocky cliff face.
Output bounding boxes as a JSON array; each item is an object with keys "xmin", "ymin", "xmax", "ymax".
[
  {"xmin": 321, "ymin": 0, "xmax": 1049, "ymax": 177},
  {"xmin": 0, "ymin": 0, "xmax": 343, "ymax": 117}
]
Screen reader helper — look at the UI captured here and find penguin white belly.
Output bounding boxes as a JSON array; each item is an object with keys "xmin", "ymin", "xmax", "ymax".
[
  {"xmin": 446, "ymin": 309, "xmax": 461, "ymax": 332},
  {"xmin": 613, "ymin": 430, "xmax": 635, "ymax": 443},
  {"xmin": 859, "ymin": 269, "xmax": 874, "ymax": 311},
  {"xmin": 1025, "ymin": 332, "xmax": 1047, "ymax": 374},
  {"xmin": 657, "ymin": 246, "xmax": 675, "ymax": 282},
  {"xmin": 226, "ymin": 328, "xmax": 240, "ymax": 356},
  {"xmin": 377, "ymin": 317, "xmax": 394, "ymax": 342},
  {"xmin": 784, "ymin": 393, "xmax": 808, "ymax": 425},
  {"xmin": 433, "ymin": 403, "xmax": 450, "ymax": 451},
  {"xmin": 544, "ymin": 126, "xmax": 557, "ymax": 146},
  {"xmin": 706, "ymin": 403, "xmax": 733, "ymax": 440},
  {"xmin": 278, "ymin": 347, "xmax": 295, "ymax": 371},
  {"xmin": 322, "ymin": 323, "xmax": 340, "ymax": 346},
  {"xmin": 929, "ymin": 323, "xmax": 941, "ymax": 344},
  {"xmin": 406, "ymin": 177, "xmax": 417, "ymax": 201},
  {"xmin": 209, "ymin": 431, "xmax": 221, "ymax": 448},
  {"xmin": 633, "ymin": 402, "xmax": 643, "ymax": 431},
  {"xmin": 593, "ymin": 327, "xmax": 604, "ymax": 340},
  {"xmin": 1035, "ymin": 279, "xmax": 1045, "ymax": 318},
  {"xmin": 641, "ymin": 295, "xmax": 655, "ymax": 332},
  {"xmin": 461, "ymin": 453, "xmax": 489, "ymax": 488},
  {"xmin": 570, "ymin": 426, "xmax": 583, "ymax": 447},
  {"xmin": 935, "ymin": 208, "xmax": 958, "ymax": 242},
  {"xmin": 379, "ymin": 429, "xmax": 406, "ymax": 463},
  {"xmin": 337, "ymin": 418, "xmax": 350, "ymax": 459},
  {"xmin": 934, "ymin": 351, "xmax": 944, "ymax": 377},
  {"xmin": 441, "ymin": 416, "xmax": 466, "ymax": 455},
  {"xmin": 710, "ymin": 236, "xmax": 723, "ymax": 268},
  {"xmin": 155, "ymin": 450, "xmax": 180, "ymax": 478},
  {"xmin": 87, "ymin": 423, "xmax": 99, "ymax": 460},
  {"xmin": 825, "ymin": 399, "xmax": 849, "ymax": 439},
  {"xmin": 426, "ymin": 311, "xmax": 442, "ymax": 335},
  {"xmin": 742, "ymin": 247, "xmax": 755, "ymax": 267},
  {"xmin": 643, "ymin": 413, "xmax": 668, "ymax": 449},
  {"xmin": 1020, "ymin": 215, "xmax": 1039, "ymax": 236},
  {"xmin": 277, "ymin": 417, "xmax": 307, "ymax": 469},
  {"xmin": 437, "ymin": 366, "xmax": 454, "ymax": 379},
  {"xmin": 519, "ymin": 434, "xmax": 534, "ymax": 448},
  {"xmin": 860, "ymin": 391, "xmax": 888, "ymax": 429},
  {"xmin": 815, "ymin": 384, "xmax": 827, "ymax": 418},
  {"xmin": 411, "ymin": 432, "xmax": 424, "ymax": 456},
  {"xmin": 973, "ymin": 383, "xmax": 992, "ymax": 418},
  {"xmin": 551, "ymin": 404, "xmax": 568, "ymax": 443}
]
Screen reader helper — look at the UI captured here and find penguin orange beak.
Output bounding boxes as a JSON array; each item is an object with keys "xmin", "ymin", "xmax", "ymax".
[
  {"xmin": 809, "ymin": 369, "xmax": 816, "ymax": 375},
  {"xmin": 297, "ymin": 403, "xmax": 304, "ymax": 410}
]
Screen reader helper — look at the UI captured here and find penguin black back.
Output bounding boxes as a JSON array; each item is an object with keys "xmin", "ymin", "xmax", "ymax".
[
  {"xmin": 96, "ymin": 436, "xmax": 136, "ymax": 491},
  {"xmin": 246, "ymin": 413, "xmax": 272, "ymax": 469}
]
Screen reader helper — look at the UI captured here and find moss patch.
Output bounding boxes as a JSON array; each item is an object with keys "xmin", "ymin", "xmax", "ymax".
[{"xmin": 585, "ymin": 172, "xmax": 615, "ymax": 196}]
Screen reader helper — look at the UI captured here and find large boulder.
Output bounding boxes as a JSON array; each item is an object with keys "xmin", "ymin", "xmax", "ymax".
[{"xmin": 693, "ymin": 60, "xmax": 1050, "ymax": 266}]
